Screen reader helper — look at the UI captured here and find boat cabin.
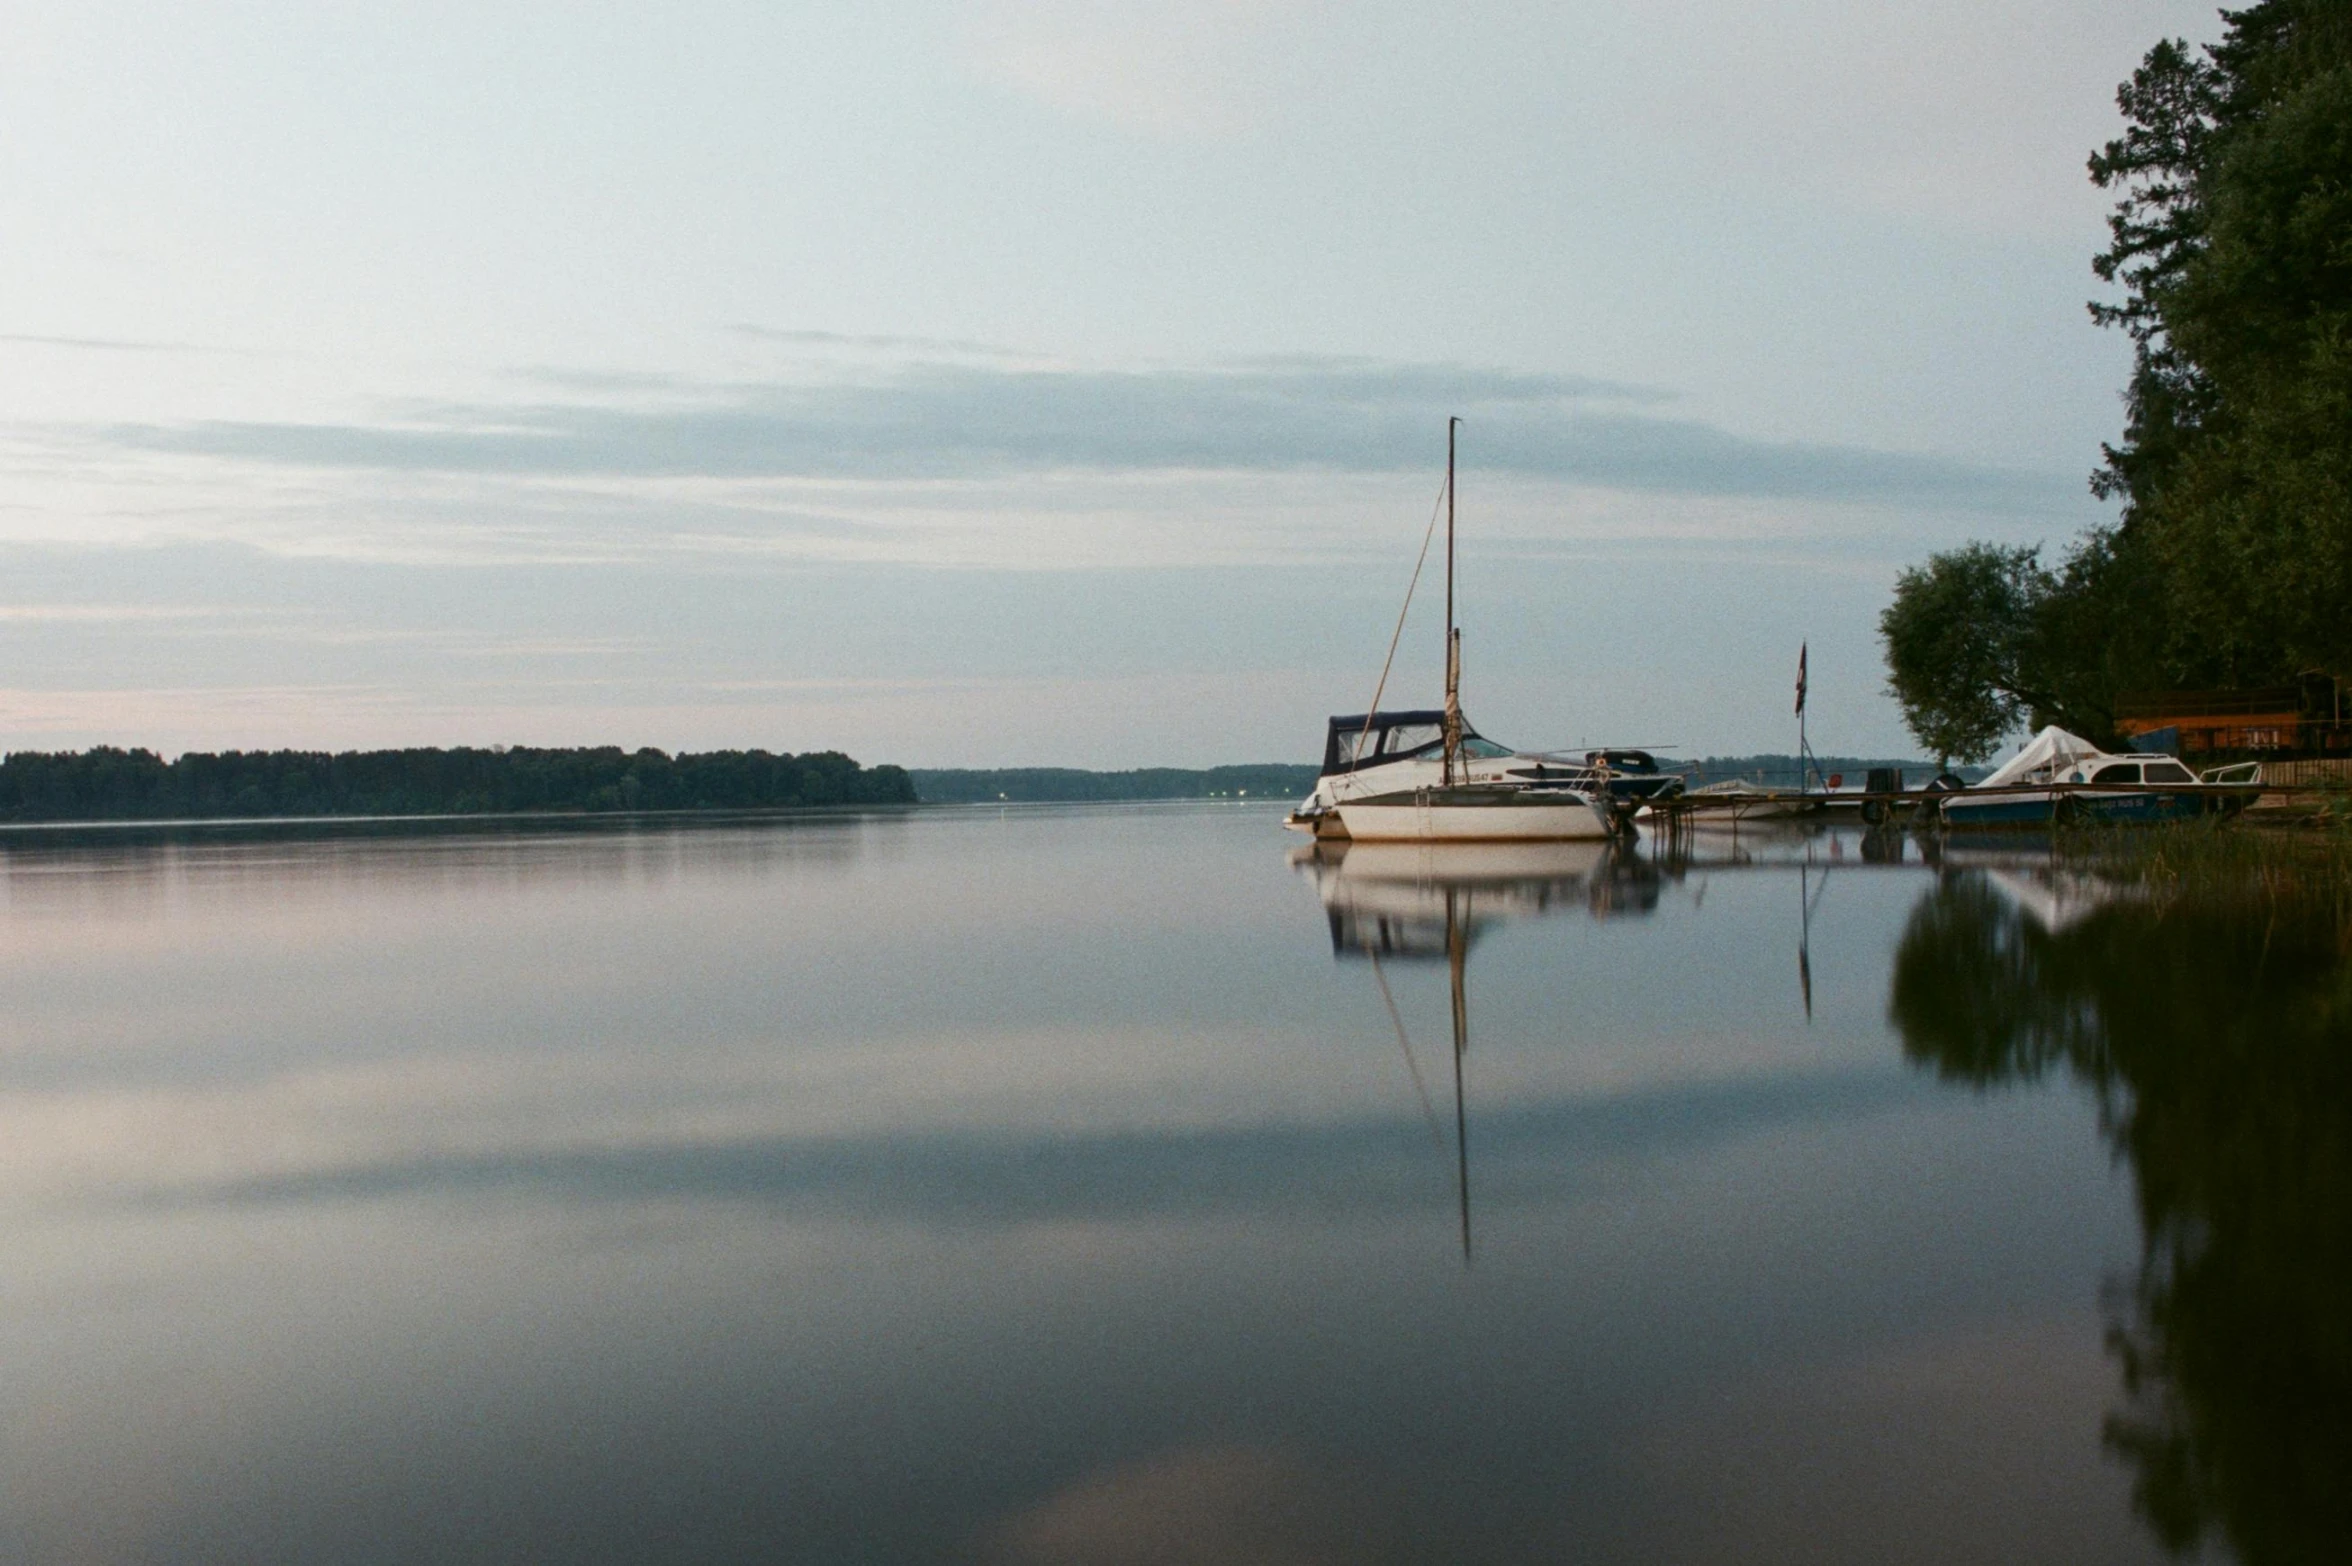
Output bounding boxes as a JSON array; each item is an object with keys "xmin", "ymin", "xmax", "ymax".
[
  {"xmin": 1320, "ymin": 711, "xmax": 1510, "ymax": 776},
  {"xmin": 1585, "ymin": 749, "xmax": 1662, "ymax": 775}
]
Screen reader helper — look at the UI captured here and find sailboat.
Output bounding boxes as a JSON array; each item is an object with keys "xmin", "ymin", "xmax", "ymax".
[{"xmin": 1333, "ymin": 420, "xmax": 1618, "ymax": 844}]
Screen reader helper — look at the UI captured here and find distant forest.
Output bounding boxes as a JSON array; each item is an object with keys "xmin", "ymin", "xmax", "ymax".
[
  {"xmin": 0, "ymin": 746, "xmax": 914, "ymax": 823},
  {"xmin": 907, "ymin": 765, "xmax": 1320, "ymax": 803}
]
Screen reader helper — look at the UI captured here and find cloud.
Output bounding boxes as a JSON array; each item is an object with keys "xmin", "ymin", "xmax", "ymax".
[
  {"xmin": 0, "ymin": 332, "xmax": 230, "ymax": 354},
  {"xmin": 961, "ymin": 0, "xmax": 1337, "ymax": 137},
  {"xmin": 102, "ymin": 357, "xmax": 2070, "ymax": 514},
  {"xmin": 0, "ymin": 603, "xmax": 235, "ymax": 624},
  {"xmin": 727, "ymin": 324, "xmax": 1039, "ymax": 361}
]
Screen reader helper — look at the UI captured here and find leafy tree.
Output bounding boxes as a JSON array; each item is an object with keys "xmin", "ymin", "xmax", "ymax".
[
  {"xmin": 2087, "ymin": 37, "xmax": 2225, "ymax": 519},
  {"xmin": 1886, "ymin": 3, "xmax": 2352, "ymax": 725},
  {"xmin": 2098, "ymin": 7, "xmax": 2352, "ymax": 684},
  {"xmin": 1879, "ymin": 544, "xmax": 2048, "ymax": 767},
  {"xmin": 2020, "ymin": 525, "xmax": 2175, "ymax": 741}
]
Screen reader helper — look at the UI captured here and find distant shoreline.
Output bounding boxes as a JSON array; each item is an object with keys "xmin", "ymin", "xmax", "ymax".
[
  {"xmin": 0, "ymin": 795, "xmax": 1308, "ymax": 838},
  {"xmin": 910, "ymin": 755, "xmax": 1955, "ymax": 804},
  {"xmin": 0, "ymin": 745, "xmax": 914, "ymax": 825},
  {"xmin": 906, "ymin": 764, "xmax": 1319, "ymax": 804},
  {"xmin": 0, "ymin": 748, "xmax": 1958, "ymax": 827}
]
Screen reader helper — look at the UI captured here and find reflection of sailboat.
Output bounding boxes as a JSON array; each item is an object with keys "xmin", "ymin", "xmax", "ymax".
[
  {"xmin": 1295, "ymin": 838, "xmax": 1656, "ymax": 959},
  {"xmin": 1358, "ymin": 887, "xmax": 1476, "ymax": 1264},
  {"xmin": 1298, "ymin": 839, "xmax": 1660, "ymax": 1263},
  {"xmin": 1333, "ymin": 840, "xmax": 1613, "ymax": 884}
]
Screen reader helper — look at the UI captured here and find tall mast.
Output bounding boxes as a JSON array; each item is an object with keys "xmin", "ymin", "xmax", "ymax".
[
  {"xmin": 1445, "ymin": 417, "xmax": 1456, "ymax": 662},
  {"xmin": 1443, "ymin": 416, "xmax": 1462, "ymax": 785}
]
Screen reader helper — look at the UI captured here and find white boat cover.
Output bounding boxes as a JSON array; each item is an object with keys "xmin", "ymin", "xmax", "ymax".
[{"xmin": 1978, "ymin": 726, "xmax": 2107, "ymax": 788}]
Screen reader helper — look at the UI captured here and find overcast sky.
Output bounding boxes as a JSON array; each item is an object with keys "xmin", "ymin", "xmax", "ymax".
[{"xmin": 0, "ymin": 1, "xmax": 2226, "ymax": 766}]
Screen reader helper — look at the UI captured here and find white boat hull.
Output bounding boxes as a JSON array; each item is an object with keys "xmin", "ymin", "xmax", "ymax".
[
  {"xmin": 1335, "ymin": 795, "xmax": 1614, "ymax": 842},
  {"xmin": 1292, "ymin": 753, "xmax": 1532, "ymax": 834},
  {"xmin": 1711, "ymin": 796, "xmax": 1811, "ymax": 820}
]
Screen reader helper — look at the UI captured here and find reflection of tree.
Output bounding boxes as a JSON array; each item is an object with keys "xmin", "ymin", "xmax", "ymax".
[{"xmin": 1889, "ymin": 871, "xmax": 2352, "ymax": 1564}]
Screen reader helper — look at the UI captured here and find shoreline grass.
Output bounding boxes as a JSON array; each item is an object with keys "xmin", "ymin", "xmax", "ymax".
[{"xmin": 2057, "ymin": 815, "xmax": 2352, "ymax": 932}]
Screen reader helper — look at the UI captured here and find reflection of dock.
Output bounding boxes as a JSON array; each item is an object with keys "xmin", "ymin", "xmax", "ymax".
[
  {"xmin": 1641, "ymin": 816, "xmax": 1913, "ymax": 876},
  {"xmin": 1644, "ymin": 777, "xmax": 2285, "ymax": 837},
  {"xmin": 1637, "ymin": 816, "xmax": 2164, "ymax": 879}
]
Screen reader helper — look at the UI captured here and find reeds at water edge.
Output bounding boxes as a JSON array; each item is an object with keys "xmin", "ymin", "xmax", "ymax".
[{"xmin": 2061, "ymin": 812, "xmax": 2352, "ymax": 940}]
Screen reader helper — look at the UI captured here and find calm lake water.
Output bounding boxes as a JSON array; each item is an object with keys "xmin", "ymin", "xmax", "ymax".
[{"xmin": 1, "ymin": 803, "xmax": 2342, "ymax": 1564}]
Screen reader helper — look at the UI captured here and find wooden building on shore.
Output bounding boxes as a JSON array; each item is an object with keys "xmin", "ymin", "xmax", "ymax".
[{"xmin": 2113, "ymin": 673, "xmax": 2350, "ymax": 762}]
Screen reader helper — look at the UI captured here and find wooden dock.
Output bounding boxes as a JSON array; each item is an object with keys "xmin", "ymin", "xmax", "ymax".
[{"xmin": 1639, "ymin": 777, "xmax": 2309, "ymax": 837}]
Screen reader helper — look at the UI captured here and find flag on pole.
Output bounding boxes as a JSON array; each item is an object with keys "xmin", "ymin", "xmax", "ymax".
[{"xmin": 1795, "ymin": 641, "xmax": 1808, "ymax": 716}]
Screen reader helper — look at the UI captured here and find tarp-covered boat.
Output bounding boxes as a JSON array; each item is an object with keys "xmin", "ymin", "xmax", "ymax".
[{"xmin": 1940, "ymin": 726, "xmax": 2225, "ymax": 827}]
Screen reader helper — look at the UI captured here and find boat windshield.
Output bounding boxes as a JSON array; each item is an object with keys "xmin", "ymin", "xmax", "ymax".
[{"xmin": 1461, "ymin": 736, "xmax": 1512, "ymax": 759}]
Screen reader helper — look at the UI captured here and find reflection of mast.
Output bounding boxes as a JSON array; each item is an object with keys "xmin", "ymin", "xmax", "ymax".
[
  {"xmin": 1370, "ymin": 949, "xmax": 1443, "ymax": 1149},
  {"xmin": 1798, "ymin": 855, "xmax": 1813, "ymax": 1022},
  {"xmin": 1797, "ymin": 850, "xmax": 1830, "ymax": 1022},
  {"xmin": 1447, "ymin": 886, "xmax": 1471, "ymax": 1264}
]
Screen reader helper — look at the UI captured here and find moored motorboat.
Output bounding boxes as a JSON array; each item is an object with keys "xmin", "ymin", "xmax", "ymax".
[
  {"xmin": 1503, "ymin": 748, "xmax": 1686, "ymax": 805},
  {"xmin": 1939, "ymin": 725, "xmax": 2247, "ymax": 827},
  {"xmin": 1682, "ymin": 778, "xmax": 1810, "ymax": 819}
]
